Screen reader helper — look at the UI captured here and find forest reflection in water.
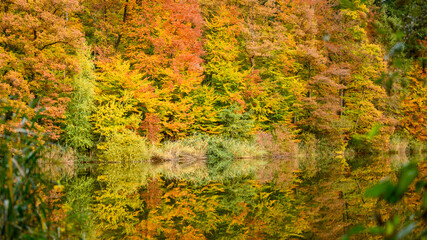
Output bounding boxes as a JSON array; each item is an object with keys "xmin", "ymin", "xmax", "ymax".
[{"xmin": 41, "ymin": 153, "xmax": 425, "ymax": 239}]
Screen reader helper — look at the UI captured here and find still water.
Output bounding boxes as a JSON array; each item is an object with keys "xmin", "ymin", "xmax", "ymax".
[{"xmin": 42, "ymin": 153, "xmax": 425, "ymax": 239}]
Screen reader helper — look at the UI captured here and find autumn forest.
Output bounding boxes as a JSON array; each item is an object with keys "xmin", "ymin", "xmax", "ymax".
[{"xmin": 1, "ymin": 0, "xmax": 426, "ymax": 239}]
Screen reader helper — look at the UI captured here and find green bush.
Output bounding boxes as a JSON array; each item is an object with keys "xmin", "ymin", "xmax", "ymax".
[
  {"xmin": 151, "ymin": 134, "xmax": 265, "ymax": 163},
  {"xmin": 103, "ymin": 130, "xmax": 150, "ymax": 162},
  {"xmin": 217, "ymin": 105, "xmax": 254, "ymax": 140},
  {"xmin": 206, "ymin": 137, "xmax": 234, "ymax": 173},
  {"xmin": 348, "ymin": 124, "xmax": 385, "ymax": 154}
]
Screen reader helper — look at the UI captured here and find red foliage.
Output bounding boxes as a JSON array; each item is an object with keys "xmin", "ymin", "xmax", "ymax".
[{"xmin": 140, "ymin": 113, "xmax": 162, "ymax": 143}]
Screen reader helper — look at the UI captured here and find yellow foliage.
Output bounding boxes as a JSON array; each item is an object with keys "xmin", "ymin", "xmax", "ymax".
[
  {"xmin": 92, "ymin": 92, "xmax": 141, "ymax": 151},
  {"xmin": 103, "ymin": 130, "xmax": 151, "ymax": 162},
  {"xmin": 401, "ymin": 64, "xmax": 427, "ymax": 141}
]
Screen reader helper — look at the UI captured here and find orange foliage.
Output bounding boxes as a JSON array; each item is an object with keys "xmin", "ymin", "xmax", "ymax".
[
  {"xmin": 123, "ymin": 0, "xmax": 205, "ymax": 139},
  {"xmin": 401, "ymin": 63, "xmax": 427, "ymax": 141},
  {"xmin": 0, "ymin": 0, "xmax": 84, "ymax": 139}
]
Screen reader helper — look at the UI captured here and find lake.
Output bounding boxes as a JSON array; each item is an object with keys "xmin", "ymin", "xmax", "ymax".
[{"xmin": 41, "ymin": 153, "xmax": 426, "ymax": 239}]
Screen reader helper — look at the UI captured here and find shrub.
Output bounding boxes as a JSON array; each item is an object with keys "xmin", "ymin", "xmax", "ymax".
[
  {"xmin": 43, "ymin": 144, "xmax": 76, "ymax": 163},
  {"xmin": 103, "ymin": 130, "xmax": 150, "ymax": 162},
  {"xmin": 206, "ymin": 137, "xmax": 234, "ymax": 173},
  {"xmin": 407, "ymin": 138, "xmax": 427, "ymax": 155},
  {"xmin": 348, "ymin": 124, "xmax": 392, "ymax": 154},
  {"xmin": 217, "ymin": 105, "xmax": 255, "ymax": 140},
  {"xmin": 151, "ymin": 134, "xmax": 265, "ymax": 163},
  {"xmin": 41, "ymin": 145, "xmax": 76, "ymax": 180}
]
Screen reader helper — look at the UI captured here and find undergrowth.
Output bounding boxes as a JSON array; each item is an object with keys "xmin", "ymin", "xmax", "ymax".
[{"xmin": 151, "ymin": 134, "xmax": 265, "ymax": 163}]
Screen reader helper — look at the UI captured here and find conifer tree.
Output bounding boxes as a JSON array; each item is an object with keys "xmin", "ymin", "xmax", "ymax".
[{"xmin": 64, "ymin": 46, "xmax": 96, "ymax": 150}]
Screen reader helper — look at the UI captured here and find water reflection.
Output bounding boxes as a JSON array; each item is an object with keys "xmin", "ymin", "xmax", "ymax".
[{"xmin": 42, "ymin": 153, "xmax": 425, "ymax": 239}]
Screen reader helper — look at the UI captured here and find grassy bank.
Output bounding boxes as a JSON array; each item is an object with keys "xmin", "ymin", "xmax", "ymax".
[
  {"xmin": 151, "ymin": 134, "xmax": 266, "ymax": 163},
  {"xmin": 389, "ymin": 135, "xmax": 427, "ymax": 155}
]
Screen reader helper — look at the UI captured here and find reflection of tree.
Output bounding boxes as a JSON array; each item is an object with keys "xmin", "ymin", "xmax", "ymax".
[
  {"xmin": 344, "ymin": 160, "xmax": 427, "ymax": 239},
  {"xmin": 342, "ymin": 156, "xmax": 395, "ymax": 238},
  {"xmin": 92, "ymin": 163, "xmax": 151, "ymax": 238},
  {"xmin": 300, "ymin": 155, "xmax": 395, "ymax": 239},
  {"xmin": 90, "ymin": 160, "xmax": 309, "ymax": 239}
]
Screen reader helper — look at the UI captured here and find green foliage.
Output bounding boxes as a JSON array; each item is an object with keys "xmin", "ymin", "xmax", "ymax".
[
  {"xmin": 407, "ymin": 139, "xmax": 427, "ymax": 155},
  {"xmin": 206, "ymin": 137, "xmax": 234, "ymax": 174},
  {"xmin": 103, "ymin": 130, "xmax": 150, "ymax": 162},
  {"xmin": 0, "ymin": 106, "xmax": 48, "ymax": 239},
  {"xmin": 217, "ymin": 105, "xmax": 255, "ymax": 140},
  {"xmin": 189, "ymin": 86, "xmax": 222, "ymax": 135},
  {"xmin": 92, "ymin": 56, "xmax": 155, "ymax": 149},
  {"xmin": 349, "ymin": 123, "xmax": 385, "ymax": 154},
  {"xmin": 202, "ymin": 3, "xmax": 247, "ymax": 109},
  {"xmin": 91, "ymin": 93, "xmax": 141, "ymax": 150},
  {"xmin": 376, "ymin": 0, "xmax": 427, "ymax": 61},
  {"xmin": 64, "ymin": 46, "xmax": 96, "ymax": 150},
  {"xmin": 92, "ymin": 164, "xmax": 150, "ymax": 239},
  {"xmin": 61, "ymin": 177, "xmax": 96, "ymax": 239}
]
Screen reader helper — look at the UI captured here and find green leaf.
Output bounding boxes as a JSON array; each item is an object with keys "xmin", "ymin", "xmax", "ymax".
[
  {"xmin": 365, "ymin": 180, "xmax": 393, "ymax": 198},
  {"xmin": 341, "ymin": 225, "xmax": 365, "ymax": 240},
  {"xmin": 394, "ymin": 163, "xmax": 418, "ymax": 200},
  {"xmin": 415, "ymin": 180, "xmax": 425, "ymax": 192},
  {"xmin": 367, "ymin": 124, "xmax": 382, "ymax": 140},
  {"xmin": 368, "ymin": 226, "xmax": 385, "ymax": 235}
]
